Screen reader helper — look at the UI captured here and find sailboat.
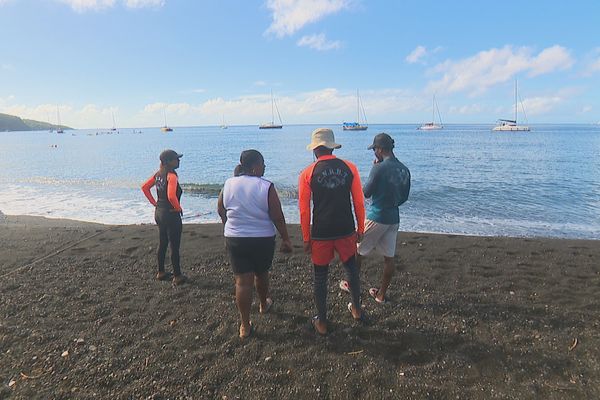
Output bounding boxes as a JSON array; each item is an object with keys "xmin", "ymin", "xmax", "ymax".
[
  {"xmin": 56, "ymin": 106, "xmax": 64, "ymax": 134},
  {"xmin": 343, "ymin": 89, "xmax": 368, "ymax": 131},
  {"xmin": 110, "ymin": 111, "xmax": 117, "ymax": 132},
  {"xmin": 161, "ymin": 108, "xmax": 173, "ymax": 132},
  {"xmin": 221, "ymin": 114, "xmax": 228, "ymax": 129},
  {"xmin": 418, "ymin": 95, "xmax": 444, "ymax": 130},
  {"xmin": 259, "ymin": 90, "xmax": 283, "ymax": 129},
  {"xmin": 493, "ymin": 79, "xmax": 530, "ymax": 131}
]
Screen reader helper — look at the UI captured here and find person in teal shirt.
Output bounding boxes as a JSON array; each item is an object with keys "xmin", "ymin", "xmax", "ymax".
[{"xmin": 340, "ymin": 133, "xmax": 410, "ymax": 304}]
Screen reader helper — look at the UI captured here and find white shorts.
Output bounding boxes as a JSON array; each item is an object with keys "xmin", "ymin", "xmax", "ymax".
[{"xmin": 357, "ymin": 219, "xmax": 399, "ymax": 258}]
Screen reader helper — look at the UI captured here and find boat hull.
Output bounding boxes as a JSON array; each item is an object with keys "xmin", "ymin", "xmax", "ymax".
[
  {"xmin": 492, "ymin": 126, "xmax": 530, "ymax": 131},
  {"xmin": 160, "ymin": 127, "xmax": 173, "ymax": 132},
  {"xmin": 418, "ymin": 124, "xmax": 443, "ymax": 130},
  {"xmin": 342, "ymin": 125, "xmax": 368, "ymax": 131},
  {"xmin": 259, "ymin": 124, "xmax": 282, "ymax": 129}
]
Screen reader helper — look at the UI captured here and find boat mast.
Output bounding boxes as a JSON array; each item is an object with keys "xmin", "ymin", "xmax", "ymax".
[
  {"xmin": 514, "ymin": 79, "xmax": 518, "ymax": 124},
  {"xmin": 163, "ymin": 108, "xmax": 167, "ymax": 127},
  {"xmin": 432, "ymin": 95, "xmax": 436, "ymax": 124},
  {"xmin": 357, "ymin": 89, "xmax": 360, "ymax": 124},
  {"xmin": 271, "ymin": 89, "xmax": 275, "ymax": 125}
]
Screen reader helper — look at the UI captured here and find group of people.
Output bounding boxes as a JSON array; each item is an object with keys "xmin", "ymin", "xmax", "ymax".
[{"xmin": 142, "ymin": 128, "xmax": 411, "ymax": 338}]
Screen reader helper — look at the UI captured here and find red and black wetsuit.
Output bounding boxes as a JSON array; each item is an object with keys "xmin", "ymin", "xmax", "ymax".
[
  {"xmin": 142, "ymin": 172, "xmax": 183, "ymax": 276},
  {"xmin": 298, "ymin": 154, "xmax": 365, "ymax": 264}
]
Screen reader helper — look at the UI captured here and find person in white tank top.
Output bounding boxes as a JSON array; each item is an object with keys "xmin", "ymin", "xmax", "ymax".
[{"xmin": 217, "ymin": 150, "xmax": 292, "ymax": 339}]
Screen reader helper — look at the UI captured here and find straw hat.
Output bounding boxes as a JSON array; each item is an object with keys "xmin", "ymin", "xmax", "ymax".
[{"xmin": 306, "ymin": 128, "xmax": 342, "ymax": 150}]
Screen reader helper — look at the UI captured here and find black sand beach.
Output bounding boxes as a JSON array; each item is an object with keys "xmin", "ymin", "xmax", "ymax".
[{"xmin": 1, "ymin": 216, "xmax": 599, "ymax": 399}]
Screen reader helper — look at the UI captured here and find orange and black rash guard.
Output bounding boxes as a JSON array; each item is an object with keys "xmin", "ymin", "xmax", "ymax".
[
  {"xmin": 298, "ymin": 155, "xmax": 365, "ymax": 242},
  {"xmin": 141, "ymin": 172, "xmax": 182, "ymax": 212}
]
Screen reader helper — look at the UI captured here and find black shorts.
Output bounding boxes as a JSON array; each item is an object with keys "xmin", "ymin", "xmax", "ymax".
[{"xmin": 226, "ymin": 236, "xmax": 276, "ymax": 275}]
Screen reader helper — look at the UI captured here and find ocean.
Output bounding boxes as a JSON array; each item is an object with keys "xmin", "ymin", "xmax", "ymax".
[{"xmin": 1, "ymin": 124, "xmax": 599, "ymax": 239}]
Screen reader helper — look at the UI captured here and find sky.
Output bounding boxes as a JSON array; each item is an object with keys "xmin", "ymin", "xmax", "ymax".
[{"xmin": 0, "ymin": 0, "xmax": 599, "ymax": 128}]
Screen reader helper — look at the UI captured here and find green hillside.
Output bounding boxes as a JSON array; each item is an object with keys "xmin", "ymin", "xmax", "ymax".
[{"xmin": 0, "ymin": 113, "xmax": 72, "ymax": 132}]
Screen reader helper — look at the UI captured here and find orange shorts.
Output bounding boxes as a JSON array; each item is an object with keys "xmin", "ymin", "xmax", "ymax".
[{"xmin": 311, "ymin": 235, "xmax": 357, "ymax": 266}]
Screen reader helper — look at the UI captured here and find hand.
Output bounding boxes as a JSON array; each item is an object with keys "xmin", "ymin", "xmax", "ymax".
[
  {"xmin": 280, "ymin": 239, "xmax": 293, "ymax": 253},
  {"xmin": 303, "ymin": 241, "xmax": 312, "ymax": 254},
  {"xmin": 356, "ymin": 232, "xmax": 364, "ymax": 243}
]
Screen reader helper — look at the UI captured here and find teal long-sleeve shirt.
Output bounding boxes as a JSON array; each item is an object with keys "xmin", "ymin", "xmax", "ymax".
[{"xmin": 363, "ymin": 156, "xmax": 411, "ymax": 224}]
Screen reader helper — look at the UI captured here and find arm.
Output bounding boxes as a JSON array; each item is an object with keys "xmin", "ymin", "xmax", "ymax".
[
  {"xmin": 298, "ymin": 167, "xmax": 313, "ymax": 244},
  {"xmin": 347, "ymin": 162, "xmax": 366, "ymax": 235},
  {"xmin": 141, "ymin": 175, "xmax": 157, "ymax": 206},
  {"xmin": 268, "ymin": 184, "xmax": 292, "ymax": 253},
  {"xmin": 166, "ymin": 173, "xmax": 183, "ymax": 212},
  {"xmin": 217, "ymin": 190, "xmax": 227, "ymax": 224},
  {"xmin": 362, "ymin": 163, "xmax": 380, "ymax": 199}
]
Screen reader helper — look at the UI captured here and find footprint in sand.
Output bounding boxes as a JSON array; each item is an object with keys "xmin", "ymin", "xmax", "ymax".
[{"xmin": 124, "ymin": 246, "xmax": 139, "ymax": 254}]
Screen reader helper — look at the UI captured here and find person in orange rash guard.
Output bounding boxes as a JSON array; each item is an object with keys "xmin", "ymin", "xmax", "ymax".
[
  {"xmin": 298, "ymin": 128, "xmax": 366, "ymax": 335},
  {"xmin": 141, "ymin": 149, "xmax": 187, "ymax": 285}
]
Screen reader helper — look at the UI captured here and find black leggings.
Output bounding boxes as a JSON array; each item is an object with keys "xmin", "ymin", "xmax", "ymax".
[
  {"xmin": 155, "ymin": 208, "xmax": 182, "ymax": 276},
  {"xmin": 313, "ymin": 256, "xmax": 361, "ymax": 322}
]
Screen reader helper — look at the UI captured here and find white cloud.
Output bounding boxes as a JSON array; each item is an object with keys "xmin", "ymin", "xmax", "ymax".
[
  {"xmin": 427, "ymin": 45, "xmax": 574, "ymax": 96},
  {"xmin": 581, "ymin": 48, "xmax": 600, "ymax": 76},
  {"xmin": 59, "ymin": 0, "xmax": 116, "ymax": 12},
  {"xmin": 57, "ymin": 0, "xmax": 163, "ymax": 12},
  {"xmin": 406, "ymin": 46, "xmax": 427, "ymax": 64},
  {"xmin": 520, "ymin": 96, "xmax": 562, "ymax": 115},
  {"xmin": 124, "ymin": 0, "xmax": 164, "ymax": 8},
  {"xmin": 134, "ymin": 88, "xmax": 421, "ymax": 126},
  {"xmin": 528, "ymin": 46, "xmax": 574, "ymax": 76},
  {"xmin": 0, "ymin": 101, "xmax": 127, "ymax": 128},
  {"xmin": 254, "ymin": 81, "xmax": 267, "ymax": 87},
  {"xmin": 448, "ymin": 103, "xmax": 483, "ymax": 115},
  {"xmin": 580, "ymin": 105, "xmax": 592, "ymax": 114},
  {"xmin": 265, "ymin": 0, "xmax": 350, "ymax": 37},
  {"xmin": 297, "ymin": 33, "xmax": 341, "ymax": 51}
]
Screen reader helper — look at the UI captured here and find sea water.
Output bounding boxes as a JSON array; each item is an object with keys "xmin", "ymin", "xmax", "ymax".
[{"xmin": 1, "ymin": 124, "xmax": 599, "ymax": 239}]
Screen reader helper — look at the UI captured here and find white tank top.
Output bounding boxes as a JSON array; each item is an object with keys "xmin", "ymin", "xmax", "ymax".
[{"xmin": 223, "ymin": 175, "xmax": 276, "ymax": 237}]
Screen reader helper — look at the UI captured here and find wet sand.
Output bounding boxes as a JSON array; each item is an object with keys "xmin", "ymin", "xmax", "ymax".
[{"xmin": 1, "ymin": 215, "xmax": 599, "ymax": 399}]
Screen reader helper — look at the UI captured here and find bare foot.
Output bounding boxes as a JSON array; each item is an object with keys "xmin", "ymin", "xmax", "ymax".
[{"xmin": 239, "ymin": 322, "xmax": 253, "ymax": 339}]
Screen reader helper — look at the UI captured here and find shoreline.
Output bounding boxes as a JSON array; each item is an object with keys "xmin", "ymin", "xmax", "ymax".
[
  {"xmin": 1, "ymin": 215, "xmax": 599, "ymax": 398},
  {"xmin": 2, "ymin": 213, "xmax": 598, "ymax": 241}
]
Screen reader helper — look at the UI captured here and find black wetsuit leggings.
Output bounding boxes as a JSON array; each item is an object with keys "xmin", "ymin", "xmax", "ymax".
[
  {"xmin": 155, "ymin": 208, "xmax": 182, "ymax": 276},
  {"xmin": 313, "ymin": 256, "xmax": 360, "ymax": 322}
]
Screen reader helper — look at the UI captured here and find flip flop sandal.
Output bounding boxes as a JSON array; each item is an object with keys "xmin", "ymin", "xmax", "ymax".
[
  {"xmin": 339, "ymin": 280, "xmax": 350, "ymax": 293},
  {"xmin": 260, "ymin": 298, "xmax": 273, "ymax": 314},
  {"xmin": 369, "ymin": 288, "xmax": 388, "ymax": 305}
]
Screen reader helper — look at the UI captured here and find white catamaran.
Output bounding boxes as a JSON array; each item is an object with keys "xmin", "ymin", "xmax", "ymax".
[
  {"xmin": 259, "ymin": 90, "xmax": 283, "ymax": 129},
  {"xmin": 493, "ymin": 80, "xmax": 530, "ymax": 132},
  {"xmin": 418, "ymin": 94, "xmax": 444, "ymax": 130},
  {"xmin": 343, "ymin": 89, "xmax": 368, "ymax": 131}
]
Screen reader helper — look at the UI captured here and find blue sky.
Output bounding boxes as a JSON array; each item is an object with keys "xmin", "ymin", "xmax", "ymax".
[{"xmin": 1, "ymin": 0, "xmax": 599, "ymax": 128}]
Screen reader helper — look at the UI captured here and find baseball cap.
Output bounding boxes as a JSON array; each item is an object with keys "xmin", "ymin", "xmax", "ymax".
[
  {"xmin": 367, "ymin": 133, "xmax": 394, "ymax": 150},
  {"xmin": 159, "ymin": 149, "xmax": 183, "ymax": 163}
]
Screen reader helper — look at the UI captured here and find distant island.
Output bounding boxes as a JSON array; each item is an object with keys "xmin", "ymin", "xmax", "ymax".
[{"xmin": 0, "ymin": 112, "xmax": 72, "ymax": 132}]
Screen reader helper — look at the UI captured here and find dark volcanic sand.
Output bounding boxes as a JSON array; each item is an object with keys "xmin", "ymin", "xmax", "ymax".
[{"xmin": 1, "ymin": 216, "xmax": 599, "ymax": 399}]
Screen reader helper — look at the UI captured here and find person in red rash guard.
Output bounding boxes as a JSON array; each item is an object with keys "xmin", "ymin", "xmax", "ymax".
[
  {"xmin": 298, "ymin": 128, "xmax": 366, "ymax": 335},
  {"xmin": 141, "ymin": 149, "xmax": 187, "ymax": 285}
]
